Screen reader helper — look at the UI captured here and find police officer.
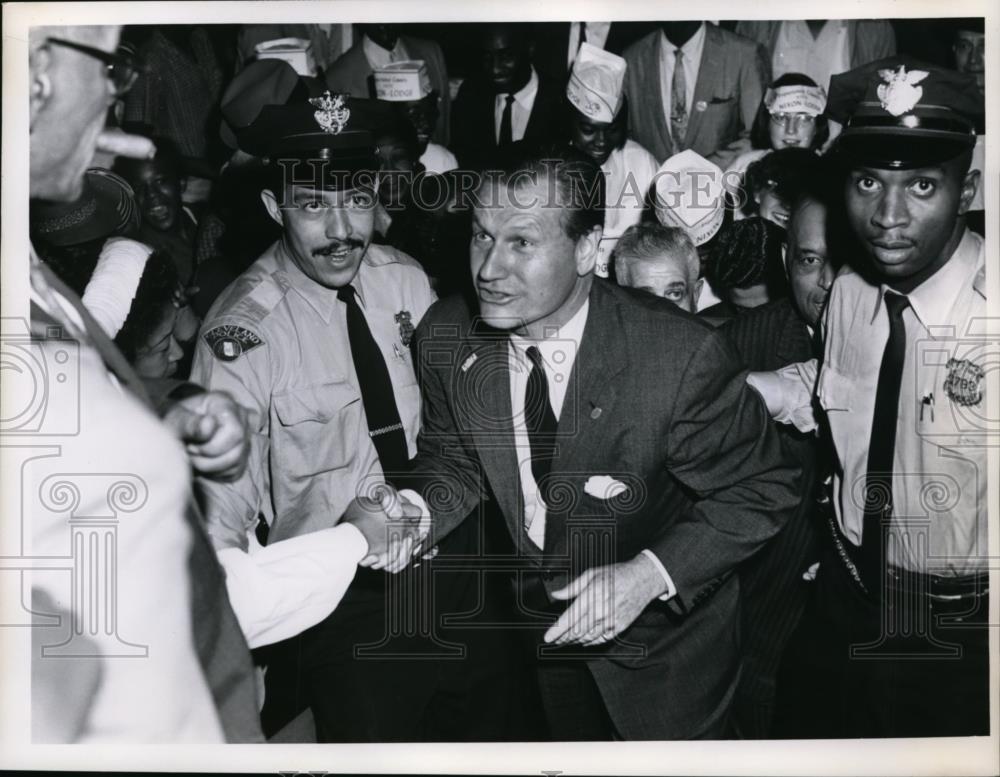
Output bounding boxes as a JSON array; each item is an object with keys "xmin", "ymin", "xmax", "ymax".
[
  {"xmin": 758, "ymin": 58, "xmax": 988, "ymax": 738},
  {"xmin": 190, "ymin": 86, "xmax": 511, "ymax": 741}
]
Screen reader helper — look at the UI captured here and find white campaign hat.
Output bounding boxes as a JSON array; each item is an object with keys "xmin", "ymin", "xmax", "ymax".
[
  {"xmin": 373, "ymin": 60, "xmax": 433, "ymax": 102},
  {"xmin": 566, "ymin": 42, "xmax": 627, "ymax": 123},
  {"xmin": 652, "ymin": 149, "xmax": 726, "ymax": 246}
]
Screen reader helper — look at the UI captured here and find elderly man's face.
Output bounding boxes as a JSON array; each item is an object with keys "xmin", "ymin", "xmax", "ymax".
[
  {"xmin": 30, "ymin": 26, "xmax": 120, "ymax": 201},
  {"xmin": 844, "ymin": 158, "xmax": 976, "ymax": 293},
  {"xmin": 786, "ymin": 199, "xmax": 834, "ymax": 327},
  {"xmin": 470, "ymin": 176, "xmax": 596, "ymax": 338},
  {"xmin": 264, "ymin": 184, "xmax": 377, "ymax": 290},
  {"xmin": 620, "ymin": 256, "xmax": 700, "ymax": 313}
]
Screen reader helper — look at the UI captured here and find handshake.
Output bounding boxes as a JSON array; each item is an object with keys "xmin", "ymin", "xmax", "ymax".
[{"xmin": 341, "ymin": 485, "xmax": 432, "ymax": 573}]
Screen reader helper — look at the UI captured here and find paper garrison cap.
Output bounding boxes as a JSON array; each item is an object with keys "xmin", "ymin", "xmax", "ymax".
[
  {"xmin": 374, "ymin": 60, "xmax": 433, "ymax": 101},
  {"xmin": 652, "ymin": 149, "xmax": 726, "ymax": 247},
  {"xmin": 566, "ymin": 42, "xmax": 627, "ymax": 123}
]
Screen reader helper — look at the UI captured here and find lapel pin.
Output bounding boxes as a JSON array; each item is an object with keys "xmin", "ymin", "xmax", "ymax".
[
  {"xmin": 695, "ymin": 100, "xmax": 708, "ymax": 112},
  {"xmin": 461, "ymin": 353, "xmax": 479, "ymax": 373},
  {"xmin": 590, "ymin": 406, "xmax": 602, "ymax": 419}
]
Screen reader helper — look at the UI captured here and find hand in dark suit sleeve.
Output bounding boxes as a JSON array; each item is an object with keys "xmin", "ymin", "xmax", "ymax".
[
  {"xmin": 400, "ymin": 315, "xmax": 486, "ymax": 547},
  {"xmin": 652, "ymin": 328, "xmax": 801, "ymax": 608}
]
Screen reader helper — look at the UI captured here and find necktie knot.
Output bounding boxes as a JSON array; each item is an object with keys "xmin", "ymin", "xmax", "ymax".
[
  {"xmin": 505, "ymin": 94, "xmax": 515, "ymax": 106},
  {"xmin": 337, "ymin": 284, "xmax": 357, "ymax": 303},
  {"xmin": 526, "ymin": 345, "xmax": 544, "ymax": 370},
  {"xmin": 884, "ymin": 291, "xmax": 909, "ymax": 322}
]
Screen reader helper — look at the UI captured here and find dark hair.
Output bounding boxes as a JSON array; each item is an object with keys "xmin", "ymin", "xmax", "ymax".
[
  {"xmin": 476, "ymin": 142, "xmax": 605, "ymax": 242},
  {"xmin": 706, "ymin": 216, "xmax": 787, "ymax": 293},
  {"xmin": 749, "ymin": 72, "xmax": 830, "ymax": 151},
  {"xmin": 115, "ymin": 249, "xmax": 180, "ymax": 362},
  {"xmin": 113, "ymin": 136, "xmax": 185, "ymax": 186},
  {"xmin": 744, "ymin": 147, "xmax": 823, "ymax": 217}
]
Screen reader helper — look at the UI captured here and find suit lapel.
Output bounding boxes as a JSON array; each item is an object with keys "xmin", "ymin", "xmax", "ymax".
[
  {"xmin": 643, "ymin": 33, "xmax": 673, "ymax": 160},
  {"xmin": 455, "ymin": 326, "xmax": 523, "ymax": 536},
  {"xmin": 684, "ymin": 24, "xmax": 721, "ymax": 148},
  {"xmin": 544, "ymin": 283, "xmax": 628, "ymax": 552}
]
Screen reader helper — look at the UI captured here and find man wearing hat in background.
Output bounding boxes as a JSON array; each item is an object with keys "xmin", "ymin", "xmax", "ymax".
[
  {"xmin": 566, "ymin": 42, "xmax": 659, "ymax": 279},
  {"xmin": 759, "ymin": 58, "xmax": 989, "ymax": 738},
  {"xmin": 374, "ymin": 59, "xmax": 458, "ymax": 174},
  {"xmin": 191, "ymin": 86, "xmax": 513, "ymax": 741}
]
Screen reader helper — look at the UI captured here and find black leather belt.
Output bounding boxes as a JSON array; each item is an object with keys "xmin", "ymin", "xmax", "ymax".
[{"xmin": 886, "ymin": 566, "xmax": 989, "ymax": 601}]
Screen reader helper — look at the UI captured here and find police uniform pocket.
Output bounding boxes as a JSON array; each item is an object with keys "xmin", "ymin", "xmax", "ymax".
[{"xmin": 273, "ymin": 381, "xmax": 362, "ymax": 476}]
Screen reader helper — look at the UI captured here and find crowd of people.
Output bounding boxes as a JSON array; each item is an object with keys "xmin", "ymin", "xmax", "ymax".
[{"xmin": 24, "ymin": 17, "xmax": 988, "ymax": 744}]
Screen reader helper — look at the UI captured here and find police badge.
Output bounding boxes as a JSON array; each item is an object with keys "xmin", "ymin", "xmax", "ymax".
[
  {"xmin": 394, "ymin": 310, "xmax": 414, "ymax": 347},
  {"xmin": 203, "ymin": 325, "xmax": 263, "ymax": 362},
  {"xmin": 309, "ymin": 91, "xmax": 350, "ymax": 134},
  {"xmin": 943, "ymin": 357, "xmax": 984, "ymax": 406}
]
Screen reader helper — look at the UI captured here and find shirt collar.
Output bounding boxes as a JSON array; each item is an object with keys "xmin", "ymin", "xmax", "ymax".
[
  {"xmin": 661, "ymin": 22, "xmax": 706, "ymax": 60},
  {"xmin": 869, "ymin": 229, "xmax": 983, "ymax": 330},
  {"xmin": 362, "ymin": 34, "xmax": 407, "ymax": 69},
  {"xmin": 509, "ymin": 298, "xmax": 590, "ymax": 369},
  {"xmin": 275, "ymin": 239, "xmax": 370, "ymax": 323}
]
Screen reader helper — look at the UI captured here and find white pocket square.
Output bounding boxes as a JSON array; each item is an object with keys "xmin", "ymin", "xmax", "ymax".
[{"xmin": 584, "ymin": 475, "xmax": 628, "ymax": 500}]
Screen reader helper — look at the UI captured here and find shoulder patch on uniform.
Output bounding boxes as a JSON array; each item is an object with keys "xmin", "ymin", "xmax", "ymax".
[{"xmin": 203, "ymin": 325, "xmax": 264, "ymax": 362}]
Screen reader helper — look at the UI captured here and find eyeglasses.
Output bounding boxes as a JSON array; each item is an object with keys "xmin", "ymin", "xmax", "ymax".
[
  {"xmin": 46, "ymin": 37, "xmax": 143, "ymax": 98},
  {"xmin": 769, "ymin": 112, "xmax": 817, "ymax": 129}
]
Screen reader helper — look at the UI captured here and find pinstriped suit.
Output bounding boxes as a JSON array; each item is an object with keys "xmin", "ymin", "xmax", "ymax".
[{"xmin": 722, "ymin": 297, "xmax": 821, "ymax": 738}]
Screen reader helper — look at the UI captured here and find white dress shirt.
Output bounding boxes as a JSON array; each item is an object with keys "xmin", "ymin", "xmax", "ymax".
[
  {"xmin": 494, "ymin": 67, "xmax": 539, "ymax": 144},
  {"xmin": 567, "ymin": 22, "xmax": 613, "ymax": 68},
  {"xmin": 362, "ymin": 34, "xmax": 409, "ymax": 69},
  {"xmin": 505, "ymin": 300, "xmax": 676, "ymax": 598},
  {"xmin": 772, "ymin": 20, "xmax": 849, "ymax": 92},
  {"xmin": 659, "ymin": 23, "xmax": 706, "ymax": 141}
]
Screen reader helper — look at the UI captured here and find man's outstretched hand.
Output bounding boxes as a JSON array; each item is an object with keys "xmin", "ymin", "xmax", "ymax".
[{"xmin": 341, "ymin": 486, "xmax": 425, "ymax": 573}]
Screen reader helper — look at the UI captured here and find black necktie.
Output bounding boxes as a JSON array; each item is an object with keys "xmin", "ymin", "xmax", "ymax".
[
  {"xmin": 578, "ymin": 22, "xmax": 587, "ymax": 48},
  {"xmin": 525, "ymin": 346, "xmax": 558, "ymax": 500},
  {"xmin": 859, "ymin": 292, "xmax": 910, "ymax": 593},
  {"xmin": 337, "ymin": 284, "xmax": 410, "ymax": 476},
  {"xmin": 499, "ymin": 94, "xmax": 515, "ymax": 147}
]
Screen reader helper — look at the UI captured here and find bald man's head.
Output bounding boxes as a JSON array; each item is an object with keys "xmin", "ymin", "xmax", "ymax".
[{"xmin": 30, "ymin": 25, "xmax": 121, "ymax": 201}]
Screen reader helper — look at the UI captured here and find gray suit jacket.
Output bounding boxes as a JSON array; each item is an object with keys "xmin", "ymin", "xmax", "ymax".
[
  {"xmin": 324, "ymin": 35, "xmax": 451, "ymax": 145},
  {"xmin": 623, "ymin": 25, "xmax": 770, "ymax": 167},
  {"xmin": 407, "ymin": 280, "xmax": 800, "ymax": 738}
]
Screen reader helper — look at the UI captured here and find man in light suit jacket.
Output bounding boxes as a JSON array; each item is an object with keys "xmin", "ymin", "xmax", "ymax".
[
  {"xmin": 355, "ymin": 145, "xmax": 801, "ymax": 739},
  {"xmin": 325, "ymin": 24, "xmax": 451, "ymax": 145},
  {"xmin": 623, "ymin": 22, "xmax": 770, "ymax": 167}
]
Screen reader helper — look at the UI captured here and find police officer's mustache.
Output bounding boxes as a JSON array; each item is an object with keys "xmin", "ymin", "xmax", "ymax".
[{"xmin": 313, "ymin": 239, "xmax": 365, "ymax": 256}]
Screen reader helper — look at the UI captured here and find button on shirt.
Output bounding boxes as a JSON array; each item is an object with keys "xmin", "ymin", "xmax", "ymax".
[
  {"xmin": 658, "ymin": 23, "xmax": 706, "ymax": 142},
  {"xmin": 190, "ymin": 240, "xmax": 435, "ymax": 645},
  {"xmin": 506, "ymin": 300, "xmax": 676, "ymax": 597},
  {"xmin": 495, "ymin": 66, "xmax": 539, "ymax": 144},
  {"xmin": 818, "ymin": 230, "xmax": 987, "ymax": 576}
]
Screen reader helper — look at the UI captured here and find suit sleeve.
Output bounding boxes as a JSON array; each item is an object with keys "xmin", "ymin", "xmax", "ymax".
[
  {"xmin": 707, "ymin": 41, "xmax": 770, "ymax": 169},
  {"xmin": 651, "ymin": 327, "xmax": 801, "ymax": 607},
  {"xmin": 403, "ymin": 315, "xmax": 486, "ymax": 546}
]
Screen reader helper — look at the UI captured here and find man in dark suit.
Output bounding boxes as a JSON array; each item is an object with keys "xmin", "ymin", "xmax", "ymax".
[
  {"xmin": 357, "ymin": 145, "xmax": 801, "ymax": 739},
  {"xmin": 531, "ymin": 21, "xmax": 656, "ymax": 83},
  {"xmin": 450, "ymin": 23, "xmax": 568, "ymax": 169},
  {"xmin": 325, "ymin": 24, "xmax": 451, "ymax": 145},
  {"xmin": 623, "ymin": 22, "xmax": 770, "ymax": 166},
  {"xmin": 723, "ymin": 178, "xmax": 839, "ymax": 737}
]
